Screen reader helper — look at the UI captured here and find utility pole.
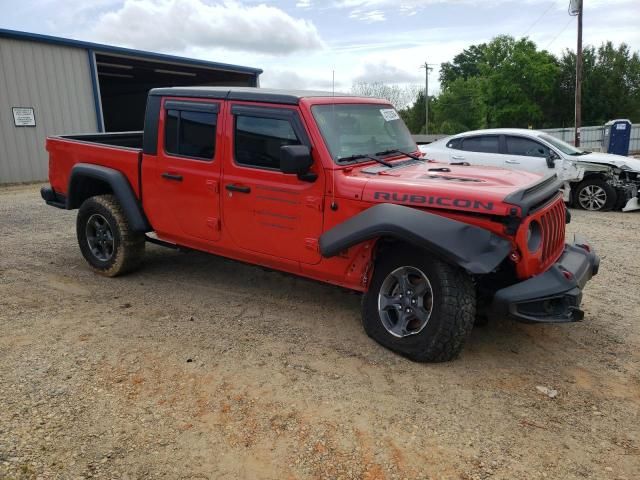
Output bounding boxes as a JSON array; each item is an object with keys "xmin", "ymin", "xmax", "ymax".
[
  {"xmin": 574, "ymin": 0, "xmax": 583, "ymax": 147},
  {"xmin": 420, "ymin": 61, "xmax": 433, "ymax": 135}
]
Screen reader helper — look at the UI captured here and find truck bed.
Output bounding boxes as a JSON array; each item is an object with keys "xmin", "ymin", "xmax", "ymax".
[
  {"xmin": 59, "ymin": 131, "xmax": 143, "ymax": 149},
  {"xmin": 46, "ymin": 132, "xmax": 143, "ymax": 199}
]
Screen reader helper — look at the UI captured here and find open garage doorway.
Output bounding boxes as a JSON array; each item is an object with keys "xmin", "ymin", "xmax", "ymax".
[{"xmin": 95, "ymin": 53, "xmax": 259, "ymax": 132}]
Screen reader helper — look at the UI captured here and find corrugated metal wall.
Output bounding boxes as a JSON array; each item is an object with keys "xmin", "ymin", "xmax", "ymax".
[
  {"xmin": 0, "ymin": 38, "xmax": 97, "ymax": 184},
  {"xmin": 540, "ymin": 124, "xmax": 640, "ymax": 154}
]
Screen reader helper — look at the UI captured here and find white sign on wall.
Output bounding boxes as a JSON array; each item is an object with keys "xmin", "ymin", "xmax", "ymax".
[{"xmin": 12, "ymin": 107, "xmax": 36, "ymax": 127}]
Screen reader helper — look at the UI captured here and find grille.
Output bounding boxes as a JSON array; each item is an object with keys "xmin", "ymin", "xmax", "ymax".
[{"xmin": 537, "ymin": 197, "xmax": 566, "ymax": 267}]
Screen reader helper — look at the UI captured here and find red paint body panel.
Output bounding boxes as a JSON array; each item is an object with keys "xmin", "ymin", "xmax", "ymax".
[
  {"xmin": 46, "ymin": 93, "xmax": 567, "ymax": 292},
  {"xmin": 46, "ymin": 138, "xmax": 141, "ymax": 198},
  {"xmin": 142, "ymin": 96, "xmax": 224, "ymax": 244}
]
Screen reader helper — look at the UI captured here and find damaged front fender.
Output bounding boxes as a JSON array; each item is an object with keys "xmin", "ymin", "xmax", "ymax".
[
  {"xmin": 572, "ymin": 160, "xmax": 640, "ymax": 212},
  {"xmin": 319, "ymin": 203, "xmax": 512, "ymax": 275}
]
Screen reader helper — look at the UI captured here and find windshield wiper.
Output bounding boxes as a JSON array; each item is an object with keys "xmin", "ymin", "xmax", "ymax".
[
  {"xmin": 336, "ymin": 153, "xmax": 393, "ymax": 168},
  {"xmin": 375, "ymin": 149, "xmax": 424, "ymax": 161},
  {"xmin": 569, "ymin": 151, "xmax": 591, "ymax": 156}
]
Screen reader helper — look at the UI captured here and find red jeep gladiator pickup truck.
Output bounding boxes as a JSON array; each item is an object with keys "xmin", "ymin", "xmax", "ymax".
[{"xmin": 42, "ymin": 87, "xmax": 599, "ymax": 362}]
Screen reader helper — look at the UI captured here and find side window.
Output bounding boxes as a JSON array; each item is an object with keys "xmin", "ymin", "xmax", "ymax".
[
  {"xmin": 461, "ymin": 136, "xmax": 499, "ymax": 154},
  {"xmin": 235, "ymin": 115, "xmax": 301, "ymax": 169},
  {"xmin": 505, "ymin": 136, "xmax": 549, "ymax": 158},
  {"xmin": 164, "ymin": 108, "xmax": 217, "ymax": 160},
  {"xmin": 446, "ymin": 138, "xmax": 462, "ymax": 149}
]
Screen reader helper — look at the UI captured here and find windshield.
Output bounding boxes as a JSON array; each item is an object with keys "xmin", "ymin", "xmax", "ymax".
[
  {"xmin": 311, "ymin": 104, "xmax": 416, "ymax": 162},
  {"xmin": 539, "ymin": 134, "xmax": 587, "ymax": 156}
]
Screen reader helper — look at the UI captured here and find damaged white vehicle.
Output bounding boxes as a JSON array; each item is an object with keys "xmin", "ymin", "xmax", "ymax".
[{"xmin": 419, "ymin": 128, "xmax": 640, "ymax": 212}]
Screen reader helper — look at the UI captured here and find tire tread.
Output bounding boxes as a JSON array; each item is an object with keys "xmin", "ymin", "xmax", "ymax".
[
  {"xmin": 362, "ymin": 249, "xmax": 476, "ymax": 362},
  {"xmin": 77, "ymin": 195, "xmax": 145, "ymax": 277}
]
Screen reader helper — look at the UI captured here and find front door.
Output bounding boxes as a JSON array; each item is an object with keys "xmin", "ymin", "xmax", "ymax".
[
  {"xmin": 221, "ymin": 103, "xmax": 324, "ymax": 264},
  {"xmin": 502, "ymin": 135, "xmax": 552, "ymax": 174},
  {"xmin": 144, "ymin": 99, "xmax": 222, "ymax": 244}
]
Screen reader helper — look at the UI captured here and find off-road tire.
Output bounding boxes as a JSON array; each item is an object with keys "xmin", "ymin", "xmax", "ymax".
[
  {"xmin": 573, "ymin": 178, "xmax": 617, "ymax": 211},
  {"xmin": 362, "ymin": 248, "xmax": 476, "ymax": 362},
  {"xmin": 76, "ymin": 195, "xmax": 145, "ymax": 277}
]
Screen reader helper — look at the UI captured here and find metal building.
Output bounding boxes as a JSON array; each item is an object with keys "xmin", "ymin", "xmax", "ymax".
[{"xmin": 0, "ymin": 28, "xmax": 262, "ymax": 184}]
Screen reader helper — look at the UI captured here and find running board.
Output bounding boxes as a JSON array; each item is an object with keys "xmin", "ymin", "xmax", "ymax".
[{"xmin": 144, "ymin": 234, "xmax": 179, "ymax": 249}]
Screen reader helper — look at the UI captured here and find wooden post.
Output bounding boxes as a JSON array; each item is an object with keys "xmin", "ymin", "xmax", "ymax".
[{"xmin": 574, "ymin": 0, "xmax": 583, "ymax": 147}]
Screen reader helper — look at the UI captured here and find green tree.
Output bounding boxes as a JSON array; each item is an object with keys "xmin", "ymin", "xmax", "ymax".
[
  {"xmin": 435, "ymin": 36, "xmax": 562, "ymax": 130},
  {"xmin": 480, "ymin": 36, "xmax": 560, "ymax": 128},
  {"xmin": 410, "ymin": 37, "xmax": 639, "ymax": 134},
  {"xmin": 399, "ymin": 91, "xmax": 437, "ymax": 134},
  {"xmin": 557, "ymin": 42, "xmax": 640, "ymax": 125},
  {"xmin": 432, "ymin": 77, "xmax": 486, "ymax": 134},
  {"xmin": 440, "ymin": 43, "xmax": 488, "ymax": 90}
]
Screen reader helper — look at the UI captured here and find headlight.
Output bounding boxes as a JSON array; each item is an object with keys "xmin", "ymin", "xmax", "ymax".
[{"xmin": 527, "ymin": 221, "xmax": 542, "ymax": 252}]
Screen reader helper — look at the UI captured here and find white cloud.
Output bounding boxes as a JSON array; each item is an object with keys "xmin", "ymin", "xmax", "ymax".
[
  {"xmin": 260, "ymin": 69, "xmax": 345, "ymax": 90},
  {"xmin": 336, "ymin": 0, "xmax": 639, "ymax": 21},
  {"xmin": 349, "ymin": 9, "xmax": 386, "ymax": 22},
  {"xmin": 92, "ymin": 0, "xmax": 324, "ymax": 55},
  {"xmin": 354, "ymin": 61, "xmax": 422, "ymax": 83},
  {"xmin": 2, "ymin": 0, "xmax": 637, "ymax": 97}
]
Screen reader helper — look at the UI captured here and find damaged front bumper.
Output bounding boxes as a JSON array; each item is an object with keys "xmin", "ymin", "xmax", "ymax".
[
  {"xmin": 491, "ymin": 235, "xmax": 600, "ymax": 323},
  {"xmin": 620, "ymin": 182, "xmax": 640, "ymax": 211}
]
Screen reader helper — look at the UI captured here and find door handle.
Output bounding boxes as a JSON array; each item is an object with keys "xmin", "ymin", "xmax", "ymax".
[
  {"xmin": 451, "ymin": 155, "xmax": 465, "ymax": 160},
  {"xmin": 161, "ymin": 172, "xmax": 183, "ymax": 181},
  {"xmin": 225, "ymin": 184, "xmax": 251, "ymax": 194},
  {"xmin": 505, "ymin": 159, "xmax": 520, "ymax": 164}
]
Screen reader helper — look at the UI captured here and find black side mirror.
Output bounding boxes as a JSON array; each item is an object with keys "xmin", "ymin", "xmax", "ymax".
[
  {"xmin": 546, "ymin": 150, "xmax": 558, "ymax": 168},
  {"xmin": 280, "ymin": 145, "xmax": 316, "ymax": 182}
]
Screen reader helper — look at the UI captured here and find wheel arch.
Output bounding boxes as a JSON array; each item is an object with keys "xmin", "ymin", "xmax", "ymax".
[
  {"xmin": 578, "ymin": 171, "xmax": 609, "ymax": 182},
  {"xmin": 319, "ymin": 203, "xmax": 512, "ymax": 275},
  {"xmin": 67, "ymin": 163, "xmax": 151, "ymax": 232}
]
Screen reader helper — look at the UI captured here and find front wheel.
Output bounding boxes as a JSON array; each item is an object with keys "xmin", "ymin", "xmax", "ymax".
[
  {"xmin": 574, "ymin": 178, "xmax": 617, "ymax": 211},
  {"xmin": 362, "ymin": 248, "xmax": 476, "ymax": 362},
  {"xmin": 76, "ymin": 195, "xmax": 145, "ymax": 277}
]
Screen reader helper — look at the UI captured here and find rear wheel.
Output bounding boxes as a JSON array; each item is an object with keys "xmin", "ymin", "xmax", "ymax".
[
  {"xmin": 574, "ymin": 178, "xmax": 616, "ymax": 211},
  {"xmin": 362, "ymin": 248, "xmax": 476, "ymax": 362},
  {"xmin": 77, "ymin": 195, "xmax": 145, "ymax": 276}
]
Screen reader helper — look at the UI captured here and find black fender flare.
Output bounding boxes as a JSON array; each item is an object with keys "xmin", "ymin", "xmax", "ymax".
[
  {"xmin": 67, "ymin": 163, "xmax": 151, "ymax": 232},
  {"xmin": 319, "ymin": 203, "xmax": 511, "ymax": 275}
]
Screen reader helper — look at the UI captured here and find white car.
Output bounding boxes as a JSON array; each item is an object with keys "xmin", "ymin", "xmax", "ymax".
[{"xmin": 419, "ymin": 128, "xmax": 640, "ymax": 212}]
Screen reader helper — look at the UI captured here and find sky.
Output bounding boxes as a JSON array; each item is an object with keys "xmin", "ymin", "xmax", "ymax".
[{"xmin": 1, "ymin": 0, "xmax": 638, "ymax": 94}]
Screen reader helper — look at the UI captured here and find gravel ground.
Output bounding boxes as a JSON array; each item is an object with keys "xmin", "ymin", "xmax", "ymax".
[{"xmin": 1, "ymin": 184, "xmax": 639, "ymax": 480}]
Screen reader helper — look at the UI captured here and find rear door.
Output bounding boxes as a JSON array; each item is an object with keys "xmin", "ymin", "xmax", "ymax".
[
  {"xmin": 502, "ymin": 135, "xmax": 552, "ymax": 174},
  {"xmin": 441, "ymin": 137, "xmax": 465, "ymax": 162},
  {"xmin": 144, "ymin": 98, "xmax": 222, "ymax": 243},
  {"xmin": 221, "ymin": 103, "xmax": 324, "ymax": 264},
  {"xmin": 456, "ymin": 135, "xmax": 502, "ymax": 166}
]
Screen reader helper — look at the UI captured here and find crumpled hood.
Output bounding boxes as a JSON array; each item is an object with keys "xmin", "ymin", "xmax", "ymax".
[
  {"xmin": 353, "ymin": 160, "xmax": 550, "ymax": 216},
  {"xmin": 572, "ymin": 152, "xmax": 640, "ymax": 172}
]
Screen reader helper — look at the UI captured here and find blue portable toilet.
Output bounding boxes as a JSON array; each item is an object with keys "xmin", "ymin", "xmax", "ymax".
[{"xmin": 603, "ymin": 119, "xmax": 632, "ymax": 156}]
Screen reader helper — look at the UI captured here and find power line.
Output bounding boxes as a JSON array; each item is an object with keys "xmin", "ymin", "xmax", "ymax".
[
  {"xmin": 544, "ymin": 16, "xmax": 575, "ymax": 49},
  {"xmin": 521, "ymin": 0, "xmax": 561, "ymax": 38}
]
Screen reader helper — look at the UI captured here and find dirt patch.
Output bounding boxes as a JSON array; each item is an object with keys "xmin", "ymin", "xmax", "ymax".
[{"xmin": 1, "ymin": 184, "xmax": 639, "ymax": 479}]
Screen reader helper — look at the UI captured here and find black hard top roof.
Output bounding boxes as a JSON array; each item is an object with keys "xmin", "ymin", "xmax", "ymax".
[{"xmin": 149, "ymin": 86, "xmax": 362, "ymax": 105}]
